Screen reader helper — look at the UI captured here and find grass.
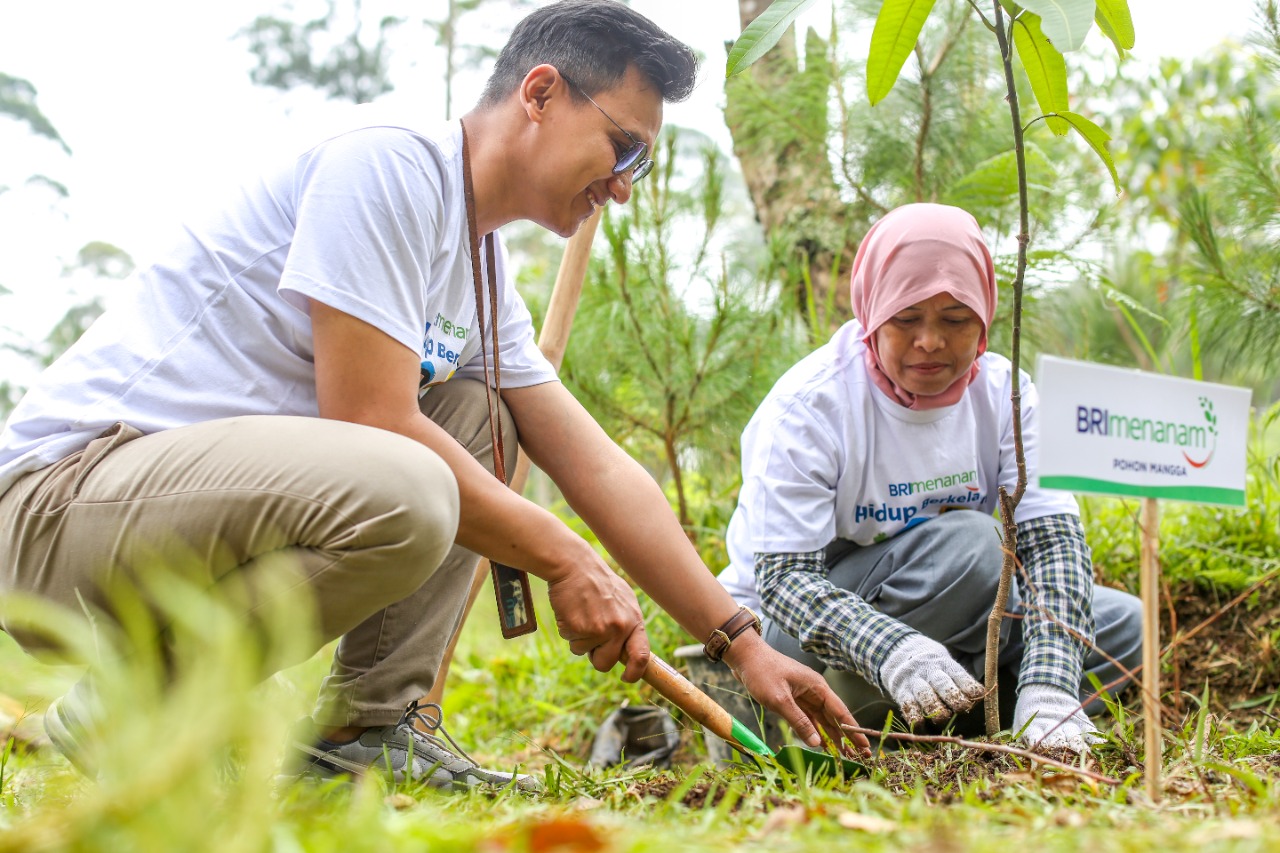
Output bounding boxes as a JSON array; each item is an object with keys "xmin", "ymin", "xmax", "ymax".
[
  {"xmin": 2, "ymin": 574, "xmax": 1278, "ymax": 852},
  {"xmin": 0, "ymin": 430, "xmax": 1278, "ymax": 850}
]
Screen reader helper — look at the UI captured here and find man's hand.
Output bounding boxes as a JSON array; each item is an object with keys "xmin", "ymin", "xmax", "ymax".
[
  {"xmin": 1013, "ymin": 684, "xmax": 1099, "ymax": 753},
  {"xmin": 545, "ymin": 555, "xmax": 650, "ymax": 684},
  {"xmin": 878, "ymin": 634, "xmax": 986, "ymax": 726},
  {"xmin": 725, "ymin": 634, "xmax": 872, "ymax": 758}
]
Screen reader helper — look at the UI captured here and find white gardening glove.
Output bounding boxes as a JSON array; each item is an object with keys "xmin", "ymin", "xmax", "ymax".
[
  {"xmin": 1013, "ymin": 684, "xmax": 1100, "ymax": 753},
  {"xmin": 878, "ymin": 634, "xmax": 986, "ymax": 725}
]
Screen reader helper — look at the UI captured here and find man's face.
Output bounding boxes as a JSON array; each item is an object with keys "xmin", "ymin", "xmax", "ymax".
[{"xmin": 533, "ymin": 65, "xmax": 663, "ymax": 237}]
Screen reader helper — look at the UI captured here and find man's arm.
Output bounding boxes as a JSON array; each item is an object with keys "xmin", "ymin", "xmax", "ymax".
[
  {"xmin": 503, "ymin": 380, "xmax": 738, "ymax": 638},
  {"xmin": 504, "ymin": 380, "xmax": 870, "ymax": 755},
  {"xmin": 310, "ymin": 300, "xmax": 650, "ymax": 678}
]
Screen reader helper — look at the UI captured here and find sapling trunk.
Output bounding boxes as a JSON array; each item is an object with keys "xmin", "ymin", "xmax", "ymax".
[{"xmin": 983, "ymin": 0, "xmax": 1031, "ymax": 737}]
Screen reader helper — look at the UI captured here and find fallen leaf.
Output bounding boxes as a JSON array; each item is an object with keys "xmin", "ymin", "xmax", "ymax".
[
  {"xmin": 527, "ymin": 816, "xmax": 609, "ymax": 853},
  {"xmin": 758, "ymin": 805, "xmax": 809, "ymax": 835},
  {"xmin": 1000, "ymin": 770, "xmax": 1088, "ymax": 794},
  {"xmin": 1043, "ymin": 774, "xmax": 1084, "ymax": 793},
  {"xmin": 837, "ymin": 812, "xmax": 897, "ymax": 833}
]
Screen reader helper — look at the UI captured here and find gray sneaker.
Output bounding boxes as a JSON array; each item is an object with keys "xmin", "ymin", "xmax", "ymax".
[
  {"xmin": 44, "ymin": 677, "xmax": 99, "ymax": 778},
  {"xmin": 284, "ymin": 701, "xmax": 539, "ymax": 793}
]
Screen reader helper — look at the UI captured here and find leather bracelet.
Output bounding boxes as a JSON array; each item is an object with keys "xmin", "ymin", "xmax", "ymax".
[{"xmin": 703, "ymin": 605, "xmax": 762, "ymax": 663}]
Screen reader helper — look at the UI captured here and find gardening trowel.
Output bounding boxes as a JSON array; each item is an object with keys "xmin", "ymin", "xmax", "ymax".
[{"xmin": 641, "ymin": 655, "xmax": 866, "ymax": 780}]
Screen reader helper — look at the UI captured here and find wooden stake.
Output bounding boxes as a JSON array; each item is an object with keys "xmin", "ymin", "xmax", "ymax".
[
  {"xmin": 1140, "ymin": 496, "xmax": 1162, "ymax": 802},
  {"xmin": 422, "ymin": 209, "xmax": 604, "ymax": 707}
]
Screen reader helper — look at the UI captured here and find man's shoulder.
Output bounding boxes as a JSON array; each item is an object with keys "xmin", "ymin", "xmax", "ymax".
[
  {"xmin": 289, "ymin": 108, "xmax": 466, "ymax": 240},
  {"xmin": 277, "ymin": 104, "xmax": 460, "ymax": 169}
]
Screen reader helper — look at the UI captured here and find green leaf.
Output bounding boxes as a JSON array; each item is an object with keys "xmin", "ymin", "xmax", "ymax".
[
  {"xmin": 1012, "ymin": 14, "xmax": 1070, "ymax": 136},
  {"xmin": 1093, "ymin": 11, "xmax": 1123, "ymax": 56},
  {"xmin": 943, "ymin": 143, "xmax": 1055, "ymax": 209},
  {"xmin": 1057, "ymin": 110, "xmax": 1120, "ymax": 194},
  {"xmin": 866, "ymin": 0, "xmax": 938, "ymax": 106},
  {"xmin": 1017, "ymin": 0, "xmax": 1096, "ymax": 52},
  {"xmin": 1203, "ymin": 761, "xmax": 1268, "ymax": 798},
  {"xmin": 1104, "ymin": 286, "xmax": 1167, "ymax": 371},
  {"xmin": 725, "ymin": 0, "xmax": 820, "ymax": 78},
  {"xmin": 0, "ymin": 72, "xmax": 71, "ymax": 154},
  {"xmin": 1188, "ymin": 302, "xmax": 1202, "ymax": 380},
  {"xmin": 1094, "ymin": 0, "xmax": 1135, "ymax": 51}
]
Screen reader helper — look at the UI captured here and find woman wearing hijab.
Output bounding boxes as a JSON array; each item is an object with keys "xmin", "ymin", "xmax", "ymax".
[{"xmin": 717, "ymin": 203, "xmax": 1143, "ymax": 752}]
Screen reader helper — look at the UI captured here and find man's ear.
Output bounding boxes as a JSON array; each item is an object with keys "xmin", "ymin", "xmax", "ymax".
[{"xmin": 519, "ymin": 64, "xmax": 562, "ymax": 122}]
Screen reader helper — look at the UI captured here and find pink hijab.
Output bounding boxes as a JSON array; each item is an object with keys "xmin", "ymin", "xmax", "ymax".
[{"xmin": 849, "ymin": 203, "xmax": 997, "ymax": 410}]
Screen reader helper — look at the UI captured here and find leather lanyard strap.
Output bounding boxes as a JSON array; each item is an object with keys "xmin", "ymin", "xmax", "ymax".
[{"xmin": 459, "ymin": 118, "xmax": 537, "ymax": 639}]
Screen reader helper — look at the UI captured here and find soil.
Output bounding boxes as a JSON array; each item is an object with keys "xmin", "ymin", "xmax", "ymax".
[
  {"xmin": 1160, "ymin": 579, "xmax": 1280, "ymax": 725},
  {"xmin": 626, "ymin": 774, "xmax": 788, "ymax": 811},
  {"xmin": 869, "ymin": 744, "xmax": 1086, "ymax": 799},
  {"xmin": 626, "ymin": 745, "xmax": 1107, "ymax": 808}
]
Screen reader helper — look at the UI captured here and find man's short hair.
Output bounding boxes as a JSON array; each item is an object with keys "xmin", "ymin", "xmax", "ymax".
[{"xmin": 478, "ymin": 0, "xmax": 699, "ymax": 107}]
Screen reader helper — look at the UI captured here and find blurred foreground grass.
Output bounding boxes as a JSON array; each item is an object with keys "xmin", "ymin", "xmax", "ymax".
[
  {"xmin": 0, "ymin": 436, "xmax": 1277, "ymax": 851},
  {"xmin": 1, "ymin": 570, "xmax": 1277, "ymax": 852}
]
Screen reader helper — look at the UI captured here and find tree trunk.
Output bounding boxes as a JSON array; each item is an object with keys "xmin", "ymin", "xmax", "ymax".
[{"xmin": 725, "ymin": 2, "xmax": 855, "ymax": 333}]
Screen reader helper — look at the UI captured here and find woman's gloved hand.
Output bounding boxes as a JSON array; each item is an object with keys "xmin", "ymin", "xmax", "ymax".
[
  {"xmin": 878, "ymin": 634, "xmax": 986, "ymax": 725},
  {"xmin": 1013, "ymin": 684, "xmax": 1100, "ymax": 752}
]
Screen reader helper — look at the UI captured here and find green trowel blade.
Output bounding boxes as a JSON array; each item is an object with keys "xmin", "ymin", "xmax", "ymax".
[
  {"xmin": 770, "ymin": 744, "xmax": 866, "ymax": 779},
  {"xmin": 729, "ymin": 717, "xmax": 774, "ymax": 757}
]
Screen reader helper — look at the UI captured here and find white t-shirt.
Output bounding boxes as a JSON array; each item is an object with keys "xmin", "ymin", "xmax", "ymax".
[
  {"xmin": 718, "ymin": 320, "xmax": 1078, "ymax": 611},
  {"xmin": 0, "ymin": 108, "xmax": 557, "ymax": 496}
]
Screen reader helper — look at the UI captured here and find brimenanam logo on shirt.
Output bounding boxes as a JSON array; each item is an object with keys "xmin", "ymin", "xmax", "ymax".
[
  {"xmin": 420, "ymin": 312, "xmax": 470, "ymax": 388},
  {"xmin": 432, "ymin": 312, "xmax": 470, "ymax": 344},
  {"xmin": 857, "ymin": 468, "xmax": 985, "ymax": 526},
  {"xmin": 1076, "ymin": 395, "xmax": 1219, "ymax": 471},
  {"xmin": 888, "ymin": 468, "xmax": 980, "ymax": 496}
]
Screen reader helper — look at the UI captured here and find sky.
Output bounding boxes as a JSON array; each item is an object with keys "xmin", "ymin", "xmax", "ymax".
[{"xmin": 0, "ymin": 0, "xmax": 1264, "ymax": 365}]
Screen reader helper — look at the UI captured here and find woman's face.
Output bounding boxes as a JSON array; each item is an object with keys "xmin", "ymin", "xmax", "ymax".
[{"xmin": 874, "ymin": 291, "xmax": 984, "ymax": 397}]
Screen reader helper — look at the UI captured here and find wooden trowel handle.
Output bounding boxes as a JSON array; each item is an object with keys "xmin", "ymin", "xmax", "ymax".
[{"xmin": 641, "ymin": 654, "xmax": 737, "ymax": 744}]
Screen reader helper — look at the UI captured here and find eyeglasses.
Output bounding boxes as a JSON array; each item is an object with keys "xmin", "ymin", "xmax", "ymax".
[{"xmin": 559, "ymin": 71, "xmax": 653, "ymax": 182}]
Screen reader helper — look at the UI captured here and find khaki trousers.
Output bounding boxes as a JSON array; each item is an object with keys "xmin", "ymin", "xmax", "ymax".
[{"xmin": 0, "ymin": 379, "xmax": 514, "ymax": 727}]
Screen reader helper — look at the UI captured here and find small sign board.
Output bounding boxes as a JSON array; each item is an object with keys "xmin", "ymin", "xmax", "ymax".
[{"xmin": 1036, "ymin": 355, "xmax": 1251, "ymax": 507}]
